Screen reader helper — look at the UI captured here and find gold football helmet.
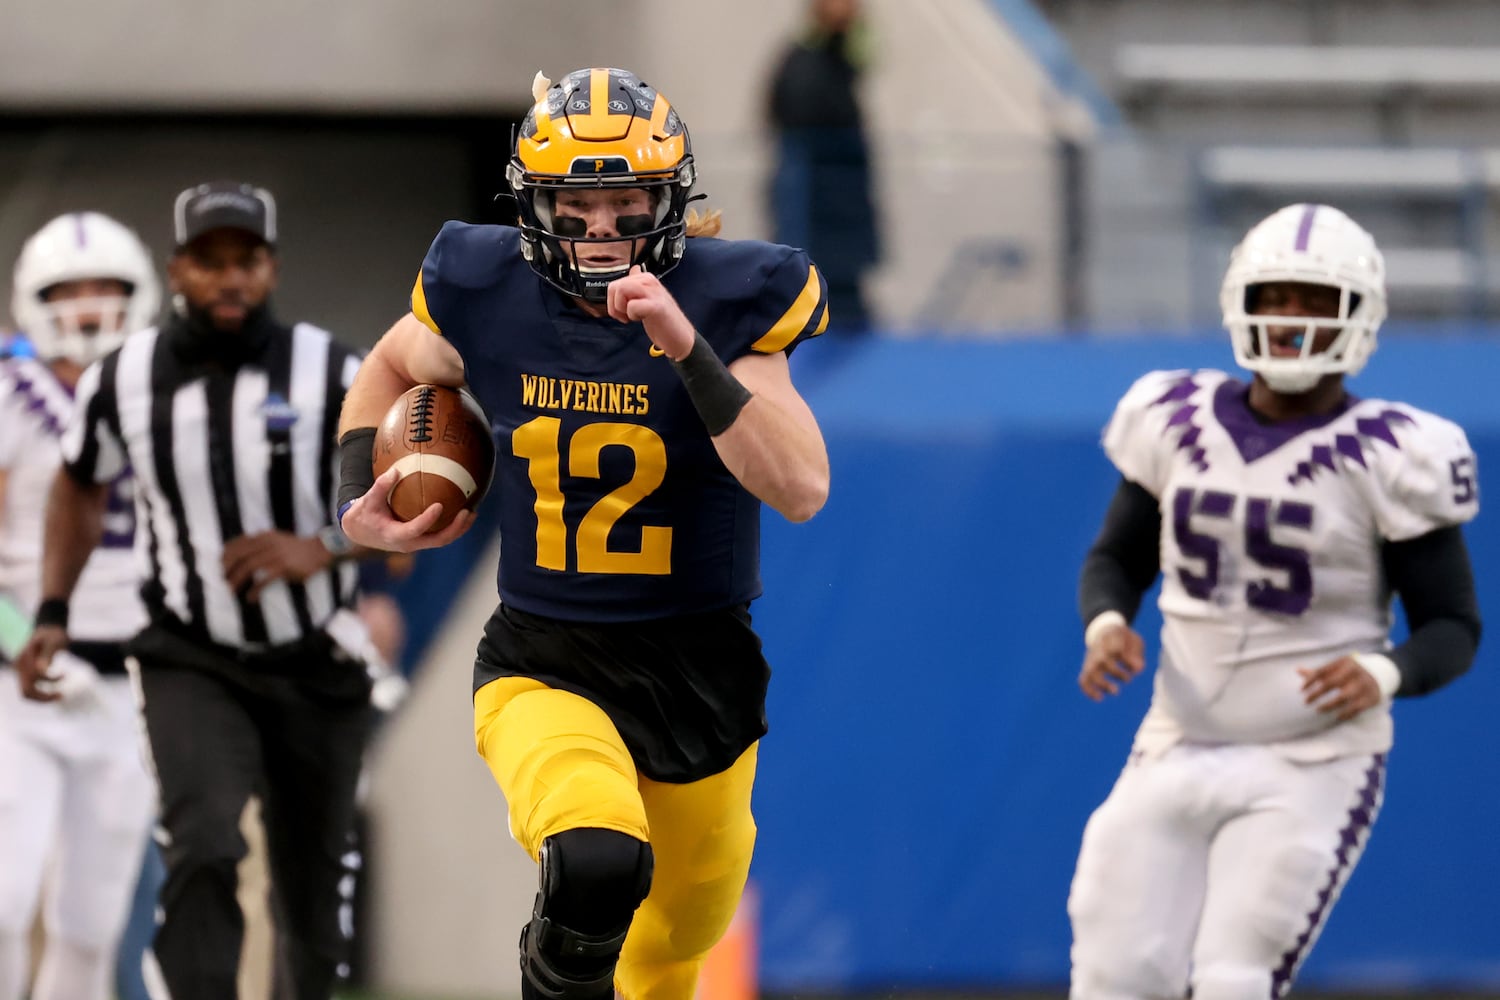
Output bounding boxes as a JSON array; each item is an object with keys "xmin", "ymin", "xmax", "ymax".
[{"xmin": 507, "ymin": 68, "xmax": 698, "ymax": 301}]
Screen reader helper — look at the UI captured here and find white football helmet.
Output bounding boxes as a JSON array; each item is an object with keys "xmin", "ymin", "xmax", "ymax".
[
  {"xmin": 1220, "ymin": 203, "xmax": 1387, "ymax": 394},
  {"xmin": 11, "ymin": 212, "xmax": 160, "ymax": 365}
]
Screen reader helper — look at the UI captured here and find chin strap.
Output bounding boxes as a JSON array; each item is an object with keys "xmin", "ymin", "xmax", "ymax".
[{"xmin": 577, "ymin": 269, "xmax": 629, "ymax": 303}]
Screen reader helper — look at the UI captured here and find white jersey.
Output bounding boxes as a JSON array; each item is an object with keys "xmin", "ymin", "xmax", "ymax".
[
  {"xmin": 0, "ymin": 355, "xmax": 146, "ymax": 642},
  {"xmin": 1104, "ymin": 369, "xmax": 1479, "ymax": 761}
]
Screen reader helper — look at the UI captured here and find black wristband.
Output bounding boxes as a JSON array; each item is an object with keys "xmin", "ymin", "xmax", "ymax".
[
  {"xmin": 35, "ymin": 598, "xmax": 69, "ymax": 630},
  {"xmin": 337, "ymin": 428, "xmax": 378, "ymax": 512},
  {"xmin": 670, "ymin": 332, "xmax": 753, "ymax": 436}
]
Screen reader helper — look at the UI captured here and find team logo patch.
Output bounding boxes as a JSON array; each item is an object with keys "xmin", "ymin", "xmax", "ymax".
[{"xmin": 262, "ymin": 392, "xmax": 300, "ymax": 433}]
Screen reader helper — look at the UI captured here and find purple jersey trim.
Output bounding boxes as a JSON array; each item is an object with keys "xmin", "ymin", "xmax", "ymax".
[
  {"xmin": 1212, "ymin": 378, "xmax": 1357, "ymax": 464},
  {"xmin": 1147, "ymin": 373, "xmax": 1211, "ymax": 471},
  {"xmin": 1294, "ymin": 204, "xmax": 1318, "ymax": 251},
  {"xmin": 3, "ymin": 357, "xmax": 71, "ymax": 438},
  {"xmin": 1287, "ymin": 409, "xmax": 1415, "ymax": 485}
]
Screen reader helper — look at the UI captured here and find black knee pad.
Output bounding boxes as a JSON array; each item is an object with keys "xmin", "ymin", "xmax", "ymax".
[{"xmin": 519, "ymin": 828, "xmax": 653, "ymax": 1000}]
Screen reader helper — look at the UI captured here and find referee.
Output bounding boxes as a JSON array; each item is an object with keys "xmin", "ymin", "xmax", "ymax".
[{"xmin": 16, "ymin": 181, "xmax": 376, "ymax": 1000}]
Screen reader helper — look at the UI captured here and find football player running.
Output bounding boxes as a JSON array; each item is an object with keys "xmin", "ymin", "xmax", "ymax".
[
  {"xmin": 0, "ymin": 213, "xmax": 160, "ymax": 1000},
  {"xmin": 1069, "ymin": 204, "xmax": 1481, "ymax": 1000},
  {"xmin": 336, "ymin": 69, "xmax": 829, "ymax": 1000}
]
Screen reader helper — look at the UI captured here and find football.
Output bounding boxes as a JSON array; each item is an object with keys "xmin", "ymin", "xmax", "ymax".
[{"xmin": 372, "ymin": 384, "xmax": 495, "ymax": 531}]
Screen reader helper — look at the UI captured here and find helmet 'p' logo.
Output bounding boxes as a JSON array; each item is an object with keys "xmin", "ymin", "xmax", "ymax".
[{"xmin": 595, "ymin": 159, "xmax": 604, "ymax": 172}]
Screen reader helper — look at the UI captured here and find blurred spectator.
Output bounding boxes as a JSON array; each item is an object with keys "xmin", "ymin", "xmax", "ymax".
[{"xmin": 766, "ymin": 0, "xmax": 881, "ymax": 335}]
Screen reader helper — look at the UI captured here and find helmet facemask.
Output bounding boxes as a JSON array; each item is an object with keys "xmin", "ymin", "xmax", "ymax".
[
  {"xmin": 509, "ymin": 164, "xmax": 696, "ymax": 302},
  {"xmin": 31, "ymin": 283, "xmax": 135, "ymax": 366},
  {"xmin": 1226, "ymin": 280, "xmax": 1377, "ymax": 394}
]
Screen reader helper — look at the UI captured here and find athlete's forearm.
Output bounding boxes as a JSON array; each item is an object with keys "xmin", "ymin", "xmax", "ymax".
[
  {"xmin": 339, "ymin": 313, "xmax": 465, "ymax": 436},
  {"xmin": 712, "ymin": 394, "xmax": 829, "ymax": 523},
  {"xmin": 1388, "ymin": 618, "xmax": 1479, "ymax": 697},
  {"xmin": 1078, "ymin": 477, "xmax": 1162, "ymax": 625},
  {"xmin": 39, "ymin": 469, "xmax": 107, "ymax": 606},
  {"xmin": 690, "ymin": 348, "xmax": 826, "ymax": 523},
  {"xmin": 1383, "ymin": 525, "xmax": 1482, "ymax": 697},
  {"xmin": 340, "ymin": 345, "xmax": 419, "ymax": 435},
  {"xmin": 338, "ymin": 313, "xmax": 468, "ymax": 516}
]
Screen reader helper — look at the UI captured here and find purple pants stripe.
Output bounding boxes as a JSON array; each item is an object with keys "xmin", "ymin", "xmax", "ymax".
[{"xmin": 1270, "ymin": 752, "xmax": 1387, "ymax": 999}]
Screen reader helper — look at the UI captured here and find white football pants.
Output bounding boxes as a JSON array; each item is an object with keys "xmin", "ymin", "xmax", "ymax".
[
  {"xmin": 0, "ymin": 666, "xmax": 157, "ymax": 1000},
  {"xmin": 1069, "ymin": 743, "xmax": 1385, "ymax": 1000}
]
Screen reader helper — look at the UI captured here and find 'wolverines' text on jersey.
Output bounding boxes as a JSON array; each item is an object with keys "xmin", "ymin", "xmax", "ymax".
[{"xmin": 413, "ymin": 223, "xmax": 827, "ymax": 621}]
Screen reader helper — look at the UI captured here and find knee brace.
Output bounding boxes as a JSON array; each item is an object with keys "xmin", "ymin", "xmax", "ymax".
[{"xmin": 520, "ymin": 828, "xmax": 653, "ymax": 1000}]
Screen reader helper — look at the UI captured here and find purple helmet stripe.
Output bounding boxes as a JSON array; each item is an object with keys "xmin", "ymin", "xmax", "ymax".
[
  {"xmin": 73, "ymin": 213, "xmax": 88, "ymax": 248},
  {"xmin": 1293, "ymin": 204, "xmax": 1318, "ymax": 251}
]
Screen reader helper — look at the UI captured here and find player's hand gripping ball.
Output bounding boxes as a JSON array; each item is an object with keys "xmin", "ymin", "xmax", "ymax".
[{"xmin": 372, "ymin": 384, "xmax": 495, "ymax": 532}]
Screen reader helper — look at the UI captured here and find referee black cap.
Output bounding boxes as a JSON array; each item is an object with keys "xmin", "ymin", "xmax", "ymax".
[{"xmin": 173, "ymin": 181, "xmax": 277, "ymax": 250}]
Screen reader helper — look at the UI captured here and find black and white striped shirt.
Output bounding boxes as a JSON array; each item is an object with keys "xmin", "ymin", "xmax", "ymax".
[{"xmin": 61, "ymin": 319, "xmax": 362, "ymax": 652}]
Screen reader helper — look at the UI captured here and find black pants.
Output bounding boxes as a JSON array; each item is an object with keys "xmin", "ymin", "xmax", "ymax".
[{"xmin": 133, "ymin": 637, "xmax": 373, "ymax": 1000}]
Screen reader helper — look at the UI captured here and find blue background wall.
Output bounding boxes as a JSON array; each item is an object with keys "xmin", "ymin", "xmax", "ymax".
[
  {"xmin": 749, "ymin": 334, "xmax": 1500, "ymax": 993},
  {"xmin": 396, "ymin": 333, "xmax": 1500, "ymax": 993}
]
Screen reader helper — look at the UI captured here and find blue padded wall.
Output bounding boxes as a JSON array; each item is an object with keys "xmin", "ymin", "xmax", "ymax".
[{"xmin": 750, "ymin": 334, "xmax": 1500, "ymax": 992}]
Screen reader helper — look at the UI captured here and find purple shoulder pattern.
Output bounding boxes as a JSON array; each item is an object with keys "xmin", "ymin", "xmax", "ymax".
[
  {"xmin": 1, "ymin": 357, "xmax": 69, "ymax": 439},
  {"xmin": 1149, "ymin": 372, "xmax": 1211, "ymax": 473},
  {"xmin": 1286, "ymin": 408, "xmax": 1415, "ymax": 486}
]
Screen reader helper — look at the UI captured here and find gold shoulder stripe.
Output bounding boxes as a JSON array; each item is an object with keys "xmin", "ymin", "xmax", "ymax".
[
  {"xmin": 752, "ymin": 263, "xmax": 824, "ymax": 353},
  {"xmin": 411, "ymin": 270, "xmax": 442, "ymax": 336}
]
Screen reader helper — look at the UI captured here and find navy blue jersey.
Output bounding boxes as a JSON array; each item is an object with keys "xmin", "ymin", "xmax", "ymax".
[{"xmin": 413, "ymin": 223, "xmax": 827, "ymax": 622}]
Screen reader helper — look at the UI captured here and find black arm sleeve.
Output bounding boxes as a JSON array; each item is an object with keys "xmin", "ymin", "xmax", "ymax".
[
  {"xmin": 1382, "ymin": 525, "xmax": 1482, "ymax": 698},
  {"xmin": 1078, "ymin": 477, "xmax": 1162, "ymax": 626}
]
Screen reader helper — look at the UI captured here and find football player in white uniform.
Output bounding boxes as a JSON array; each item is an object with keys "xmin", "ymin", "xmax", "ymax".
[
  {"xmin": 0, "ymin": 213, "xmax": 161, "ymax": 1000},
  {"xmin": 1068, "ymin": 204, "xmax": 1482, "ymax": 1000}
]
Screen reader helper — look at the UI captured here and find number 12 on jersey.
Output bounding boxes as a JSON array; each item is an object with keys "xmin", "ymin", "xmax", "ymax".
[
  {"xmin": 512, "ymin": 416, "xmax": 673, "ymax": 575},
  {"xmin": 1172, "ymin": 487, "xmax": 1315, "ymax": 616}
]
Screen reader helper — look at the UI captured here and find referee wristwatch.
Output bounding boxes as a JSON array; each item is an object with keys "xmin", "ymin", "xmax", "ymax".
[{"xmin": 317, "ymin": 524, "xmax": 357, "ymax": 560}]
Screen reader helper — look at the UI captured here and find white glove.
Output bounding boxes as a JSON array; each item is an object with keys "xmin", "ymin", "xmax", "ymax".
[
  {"xmin": 324, "ymin": 607, "xmax": 408, "ymax": 712},
  {"xmin": 34, "ymin": 650, "xmax": 104, "ymax": 711},
  {"xmin": 370, "ymin": 670, "xmax": 410, "ymax": 713}
]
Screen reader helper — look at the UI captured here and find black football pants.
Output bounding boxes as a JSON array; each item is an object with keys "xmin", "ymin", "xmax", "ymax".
[{"xmin": 134, "ymin": 658, "xmax": 373, "ymax": 999}]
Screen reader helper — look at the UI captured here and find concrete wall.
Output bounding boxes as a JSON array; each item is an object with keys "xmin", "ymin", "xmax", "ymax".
[
  {"xmin": 0, "ymin": 121, "xmax": 479, "ymax": 347},
  {"xmin": 361, "ymin": 536, "xmax": 537, "ymax": 997},
  {"xmin": 0, "ymin": 0, "xmax": 1068, "ymax": 335},
  {"xmin": 0, "ymin": 0, "xmax": 631, "ymax": 112}
]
